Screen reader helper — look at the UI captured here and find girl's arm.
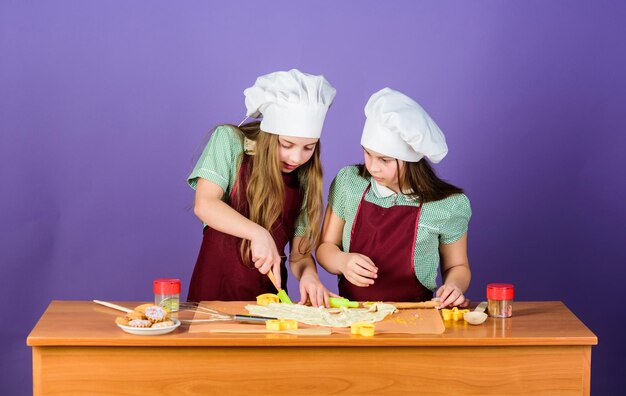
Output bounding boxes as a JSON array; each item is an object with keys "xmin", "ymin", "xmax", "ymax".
[
  {"xmin": 436, "ymin": 233, "xmax": 471, "ymax": 307},
  {"xmin": 316, "ymin": 206, "xmax": 378, "ymax": 287},
  {"xmin": 194, "ymin": 178, "xmax": 283, "ymax": 284},
  {"xmin": 289, "ymin": 236, "xmax": 335, "ymax": 307}
]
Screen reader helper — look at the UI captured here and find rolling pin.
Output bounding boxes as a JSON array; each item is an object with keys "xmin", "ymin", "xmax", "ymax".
[{"xmin": 391, "ymin": 300, "xmax": 441, "ymax": 309}]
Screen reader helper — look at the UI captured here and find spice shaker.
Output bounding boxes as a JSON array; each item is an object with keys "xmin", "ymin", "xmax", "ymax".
[
  {"xmin": 154, "ymin": 278, "xmax": 181, "ymax": 312},
  {"xmin": 486, "ymin": 283, "xmax": 514, "ymax": 318}
]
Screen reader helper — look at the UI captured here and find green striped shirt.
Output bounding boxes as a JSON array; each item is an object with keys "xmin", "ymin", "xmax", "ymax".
[
  {"xmin": 187, "ymin": 125, "xmax": 307, "ymax": 236},
  {"xmin": 328, "ymin": 166, "xmax": 471, "ymax": 290}
]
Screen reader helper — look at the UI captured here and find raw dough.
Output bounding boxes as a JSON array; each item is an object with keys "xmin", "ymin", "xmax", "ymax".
[{"xmin": 245, "ymin": 303, "xmax": 397, "ymax": 328}]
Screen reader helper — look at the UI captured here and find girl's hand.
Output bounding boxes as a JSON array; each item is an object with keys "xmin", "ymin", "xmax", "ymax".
[
  {"xmin": 298, "ymin": 273, "xmax": 338, "ymax": 308},
  {"xmin": 436, "ymin": 283, "xmax": 469, "ymax": 308},
  {"xmin": 250, "ymin": 228, "xmax": 282, "ymax": 285},
  {"xmin": 338, "ymin": 253, "xmax": 378, "ymax": 287}
]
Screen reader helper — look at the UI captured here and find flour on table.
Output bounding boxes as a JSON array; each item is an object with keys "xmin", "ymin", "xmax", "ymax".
[{"xmin": 245, "ymin": 303, "xmax": 398, "ymax": 327}]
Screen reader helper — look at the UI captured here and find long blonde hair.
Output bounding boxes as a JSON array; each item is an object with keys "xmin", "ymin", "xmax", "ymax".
[{"xmin": 231, "ymin": 122, "xmax": 323, "ymax": 265}]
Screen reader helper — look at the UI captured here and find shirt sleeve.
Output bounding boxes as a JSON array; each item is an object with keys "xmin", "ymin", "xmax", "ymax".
[
  {"xmin": 187, "ymin": 125, "xmax": 243, "ymax": 193},
  {"xmin": 439, "ymin": 194, "xmax": 472, "ymax": 244},
  {"xmin": 328, "ymin": 167, "xmax": 350, "ymax": 221}
]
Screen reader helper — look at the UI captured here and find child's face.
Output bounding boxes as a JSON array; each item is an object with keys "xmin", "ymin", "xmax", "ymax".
[
  {"xmin": 278, "ymin": 136, "xmax": 318, "ymax": 173},
  {"xmin": 363, "ymin": 147, "xmax": 404, "ymax": 192}
]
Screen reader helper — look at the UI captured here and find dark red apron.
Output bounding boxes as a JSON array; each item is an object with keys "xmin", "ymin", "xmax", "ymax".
[
  {"xmin": 187, "ymin": 155, "xmax": 304, "ymax": 302},
  {"xmin": 338, "ymin": 184, "xmax": 432, "ymax": 302}
]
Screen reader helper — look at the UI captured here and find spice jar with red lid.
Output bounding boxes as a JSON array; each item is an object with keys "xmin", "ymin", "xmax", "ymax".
[
  {"xmin": 487, "ymin": 283, "xmax": 514, "ymax": 318},
  {"xmin": 154, "ymin": 278, "xmax": 181, "ymax": 312}
]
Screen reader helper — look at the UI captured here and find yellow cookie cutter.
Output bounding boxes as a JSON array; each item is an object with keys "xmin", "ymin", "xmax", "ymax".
[
  {"xmin": 256, "ymin": 293, "xmax": 280, "ymax": 306},
  {"xmin": 266, "ymin": 319, "xmax": 298, "ymax": 331},
  {"xmin": 350, "ymin": 322, "xmax": 375, "ymax": 337},
  {"xmin": 441, "ymin": 307, "xmax": 470, "ymax": 321}
]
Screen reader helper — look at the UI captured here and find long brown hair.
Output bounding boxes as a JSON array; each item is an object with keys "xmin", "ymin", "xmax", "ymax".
[
  {"xmin": 231, "ymin": 122, "xmax": 323, "ymax": 264},
  {"xmin": 359, "ymin": 159, "xmax": 463, "ymax": 203}
]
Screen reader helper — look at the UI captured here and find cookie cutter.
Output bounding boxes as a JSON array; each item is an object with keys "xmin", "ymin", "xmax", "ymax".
[
  {"xmin": 350, "ymin": 322, "xmax": 375, "ymax": 336},
  {"xmin": 256, "ymin": 293, "xmax": 280, "ymax": 306},
  {"xmin": 441, "ymin": 307, "xmax": 470, "ymax": 321},
  {"xmin": 266, "ymin": 319, "xmax": 299, "ymax": 331}
]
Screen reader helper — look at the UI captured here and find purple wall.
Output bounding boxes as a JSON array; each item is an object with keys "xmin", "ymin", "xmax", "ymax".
[{"xmin": 2, "ymin": 1, "xmax": 625, "ymax": 394}]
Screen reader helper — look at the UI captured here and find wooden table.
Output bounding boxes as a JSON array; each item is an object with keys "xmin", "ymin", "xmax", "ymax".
[{"xmin": 27, "ymin": 301, "xmax": 597, "ymax": 395}]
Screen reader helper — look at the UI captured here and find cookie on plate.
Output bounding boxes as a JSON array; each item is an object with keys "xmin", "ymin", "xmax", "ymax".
[
  {"xmin": 144, "ymin": 305, "xmax": 168, "ymax": 323},
  {"xmin": 133, "ymin": 303, "xmax": 153, "ymax": 314},
  {"xmin": 151, "ymin": 320, "xmax": 175, "ymax": 328},
  {"xmin": 127, "ymin": 319, "xmax": 152, "ymax": 328},
  {"xmin": 124, "ymin": 311, "xmax": 144, "ymax": 321}
]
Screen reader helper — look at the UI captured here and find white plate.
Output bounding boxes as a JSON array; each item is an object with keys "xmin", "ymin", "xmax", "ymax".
[{"xmin": 117, "ymin": 318, "xmax": 181, "ymax": 336}]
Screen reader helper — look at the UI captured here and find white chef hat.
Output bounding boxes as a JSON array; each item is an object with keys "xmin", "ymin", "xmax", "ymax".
[
  {"xmin": 361, "ymin": 88, "xmax": 448, "ymax": 163},
  {"xmin": 243, "ymin": 69, "xmax": 336, "ymax": 139}
]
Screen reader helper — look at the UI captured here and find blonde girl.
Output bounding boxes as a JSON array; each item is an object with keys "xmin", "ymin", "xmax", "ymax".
[{"xmin": 187, "ymin": 70, "xmax": 335, "ymax": 307}]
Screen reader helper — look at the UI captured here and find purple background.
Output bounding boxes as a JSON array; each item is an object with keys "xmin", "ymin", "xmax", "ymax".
[{"xmin": 1, "ymin": 1, "xmax": 625, "ymax": 394}]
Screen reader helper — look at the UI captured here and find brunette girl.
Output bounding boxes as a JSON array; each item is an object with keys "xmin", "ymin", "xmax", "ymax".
[{"xmin": 317, "ymin": 88, "xmax": 471, "ymax": 307}]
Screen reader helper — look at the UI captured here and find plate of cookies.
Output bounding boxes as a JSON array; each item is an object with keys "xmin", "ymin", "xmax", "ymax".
[
  {"xmin": 113, "ymin": 303, "xmax": 181, "ymax": 336},
  {"xmin": 117, "ymin": 318, "xmax": 181, "ymax": 335}
]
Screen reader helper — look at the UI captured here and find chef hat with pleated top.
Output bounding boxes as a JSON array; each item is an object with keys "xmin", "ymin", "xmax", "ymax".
[
  {"xmin": 361, "ymin": 88, "xmax": 448, "ymax": 163},
  {"xmin": 243, "ymin": 69, "xmax": 336, "ymax": 139}
]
